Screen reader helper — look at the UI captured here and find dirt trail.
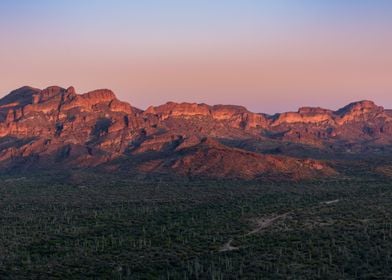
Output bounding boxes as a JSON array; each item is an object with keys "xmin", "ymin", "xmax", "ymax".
[
  {"xmin": 220, "ymin": 212, "xmax": 290, "ymax": 252},
  {"xmin": 321, "ymin": 199, "xmax": 340, "ymax": 205},
  {"xmin": 245, "ymin": 212, "xmax": 290, "ymax": 236},
  {"xmin": 220, "ymin": 199, "xmax": 344, "ymax": 252},
  {"xmin": 219, "ymin": 239, "xmax": 239, "ymax": 252}
]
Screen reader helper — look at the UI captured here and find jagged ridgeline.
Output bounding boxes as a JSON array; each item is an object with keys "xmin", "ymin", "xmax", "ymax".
[{"xmin": 0, "ymin": 86, "xmax": 391, "ymax": 179}]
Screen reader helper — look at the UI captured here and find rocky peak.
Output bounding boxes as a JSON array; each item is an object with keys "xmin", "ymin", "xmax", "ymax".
[
  {"xmin": 60, "ymin": 89, "xmax": 119, "ymax": 111},
  {"xmin": 335, "ymin": 100, "xmax": 385, "ymax": 124},
  {"xmin": 0, "ymin": 86, "xmax": 136, "ymax": 127},
  {"xmin": 298, "ymin": 107, "xmax": 332, "ymax": 115},
  {"xmin": 80, "ymin": 89, "xmax": 116, "ymax": 103},
  {"xmin": 146, "ymin": 102, "xmax": 211, "ymax": 119},
  {"xmin": 211, "ymin": 105, "xmax": 247, "ymax": 120},
  {"xmin": 272, "ymin": 107, "xmax": 333, "ymax": 126},
  {"xmin": 336, "ymin": 100, "xmax": 383, "ymax": 115},
  {"xmin": 66, "ymin": 86, "xmax": 76, "ymax": 95},
  {"xmin": 144, "ymin": 102, "xmax": 268, "ymax": 129},
  {"xmin": 0, "ymin": 86, "xmax": 40, "ymax": 109},
  {"xmin": 36, "ymin": 86, "xmax": 65, "ymax": 103}
]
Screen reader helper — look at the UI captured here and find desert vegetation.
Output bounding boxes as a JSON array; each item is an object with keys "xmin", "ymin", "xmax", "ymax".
[{"xmin": 0, "ymin": 170, "xmax": 391, "ymax": 279}]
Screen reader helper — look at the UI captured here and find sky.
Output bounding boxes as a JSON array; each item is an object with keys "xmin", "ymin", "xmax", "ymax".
[{"xmin": 0, "ymin": 0, "xmax": 391, "ymax": 114}]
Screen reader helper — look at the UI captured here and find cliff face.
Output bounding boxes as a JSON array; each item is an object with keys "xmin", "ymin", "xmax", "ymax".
[
  {"xmin": 0, "ymin": 86, "xmax": 139, "ymax": 167},
  {"xmin": 144, "ymin": 102, "xmax": 269, "ymax": 129},
  {"xmin": 271, "ymin": 101, "xmax": 387, "ymax": 126},
  {"xmin": 0, "ymin": 85, "xmax": 391, "ymax": 179}
]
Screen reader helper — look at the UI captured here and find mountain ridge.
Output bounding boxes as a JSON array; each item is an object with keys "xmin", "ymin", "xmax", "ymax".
[{"xmin": 0, "ymin": 85, "xmax": 391, "ymax": 180}]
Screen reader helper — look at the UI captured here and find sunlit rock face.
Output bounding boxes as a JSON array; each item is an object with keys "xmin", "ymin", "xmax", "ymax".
[
  {"xmin": 271, "ymin": 101, "xmax": 388, "ymax": 126},
  {"xmin": 0, "ymin": 85, "xmax": 391, "ymax": 179},
  {"xmin": 335, "ymin": 100, "xmax": 385, "ymax": 124},
  {"xmin": 144, "ymin": 102, "xmax": 268, "ymax": 129},
  {"xmin": 144, "ymin": 102, "xmax": 211, "ymax": 120},
  {"xmin": 0, "ymin": 86, "xmax": 140, "ymax": 163},
  {"xmin": 272, "ymin": 110, "xmax": 334, "ymax": 126}
]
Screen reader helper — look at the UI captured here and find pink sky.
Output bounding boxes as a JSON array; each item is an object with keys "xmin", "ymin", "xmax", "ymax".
[{"xmin": 1, "ymin": 1, "xmax": 391, "ymax": 113}]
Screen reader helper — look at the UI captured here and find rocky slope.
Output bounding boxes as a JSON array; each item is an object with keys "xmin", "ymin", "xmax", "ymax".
[
  {"xmin": 137, "ymin": 138, "xmax": 335, "ymax": 180},
  {"xmin": 0, "ymin": 85, "xmax": 391, "ymax": 179}
]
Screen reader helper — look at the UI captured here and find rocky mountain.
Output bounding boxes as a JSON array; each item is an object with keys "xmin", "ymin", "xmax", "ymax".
[{"xmin": 0, "ymin": 85, "xmax": 391, "ymax": 179}]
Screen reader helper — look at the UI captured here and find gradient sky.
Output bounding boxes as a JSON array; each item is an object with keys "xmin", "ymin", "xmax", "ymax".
[{"xmin": 0, "ymin": 0, "xmax": 391, "ymax": 113}]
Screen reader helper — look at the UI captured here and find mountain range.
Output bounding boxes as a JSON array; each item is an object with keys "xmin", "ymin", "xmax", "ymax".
[{"xmin": 0, "ymin": 86, "xmax": 391, "ymax": 180}]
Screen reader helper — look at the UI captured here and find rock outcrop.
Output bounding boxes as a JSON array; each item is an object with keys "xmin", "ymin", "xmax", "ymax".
[{"xmin": 145, "ymin": 102, "xmax": 268, "ymax": 129}]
